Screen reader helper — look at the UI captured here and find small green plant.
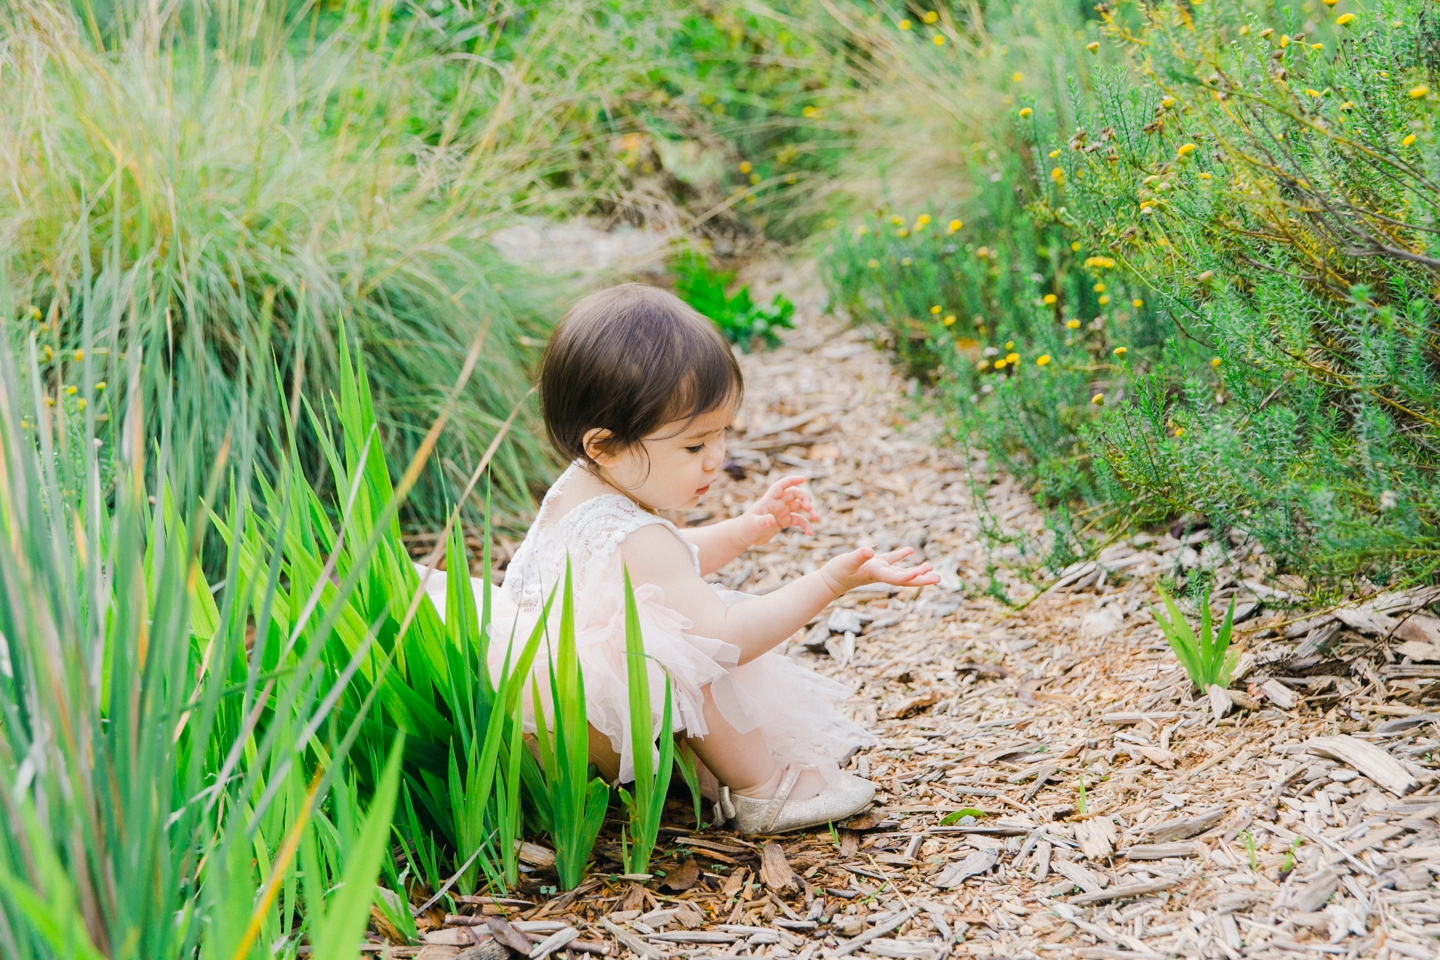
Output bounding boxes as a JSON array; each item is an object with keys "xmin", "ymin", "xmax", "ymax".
[
  {"xmin": 828, "ymin": 821, "xmax": 842, "ymax": 848},
  {"xmin": 939, "ymin": 808, "xmax": 988, "ymax": 826},
  {"xmin": 671, "ymin": 250, "xmax": 795, "ymax": 351},
  {"xmin": 1239, "ymin": 829, "xmax": 1258, "ymax": 872},
  {"xmin": 1076, "ymin": 773, "xmax": 1088, "ymax": 816},
  {"xmin": 1281, "ymin": 836, "xmax": 1303, "ymax": 875},
  {"xmin": 618, "ymin": 568, "xmax": 678, "ymax": 876},
  {"xmin": 529, "ymin": 562, "xmax": 611, "ymax": 891},
  {"xmin": 1153, "ymin": 587, "xmax": 1239, "ymax": 692}
]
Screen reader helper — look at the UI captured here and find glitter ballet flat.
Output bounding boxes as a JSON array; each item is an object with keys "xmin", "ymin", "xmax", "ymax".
[{"xmin": 716, "ymin": 765, "xmax": 876, "ymax": 835}]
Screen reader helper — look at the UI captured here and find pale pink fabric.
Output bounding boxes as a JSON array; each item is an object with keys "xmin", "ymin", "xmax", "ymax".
[{"xmin": 417, "ymin": 462, "xmax": 875, "ymax": 789}]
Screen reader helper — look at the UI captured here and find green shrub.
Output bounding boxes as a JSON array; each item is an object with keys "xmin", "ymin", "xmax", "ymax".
[
  {"xmin": 672, "ymin": 250, "xmax": 795, "ymax": 350},
  {"xmin": 824, "ymin": 0, "xmax": 1440, "ymax": 586}
]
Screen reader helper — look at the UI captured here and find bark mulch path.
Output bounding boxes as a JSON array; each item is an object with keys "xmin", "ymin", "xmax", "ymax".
[{"xmin": 399, "ymin": 262, "xmax": 1440, "ymax": 960}]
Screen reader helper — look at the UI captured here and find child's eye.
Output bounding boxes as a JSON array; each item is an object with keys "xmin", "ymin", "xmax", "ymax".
[{"xmin": 685, "ymin": 444, "xmax": 705, "ymax": 454}]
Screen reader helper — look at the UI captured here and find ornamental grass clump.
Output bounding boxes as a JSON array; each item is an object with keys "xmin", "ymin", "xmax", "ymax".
[{"xmin": 0, "ymin": 274, "xmax": 404, "ymax": 958}]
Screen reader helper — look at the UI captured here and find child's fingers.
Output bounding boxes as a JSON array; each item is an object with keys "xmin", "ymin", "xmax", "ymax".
[{"xmin": 878, "ymin": 546, "xmax": 914, "ymax": 563}]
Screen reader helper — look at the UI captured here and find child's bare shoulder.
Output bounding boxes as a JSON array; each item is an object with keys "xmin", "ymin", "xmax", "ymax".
[{"xmin": 618, "ymin": 523, "xmax": 698, "ymax": 577}]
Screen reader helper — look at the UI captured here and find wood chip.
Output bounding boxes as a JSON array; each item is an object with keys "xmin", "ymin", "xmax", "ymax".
[
  {"xmin": 1142, "ymin": 806, "xmax": 1226, "ymax": 842},
  {"xmin": 932, "ymin": 847, "xmax": 998, "ymax": 888},
  {"xmin": 1261, "ymin": 679, "xmax": 1298, "ymax": 710},
  {"xmin": 1307, "ymin": 735, "xmax": 1419, "ymax": 796},
  {"xmin": 1068, "ymin": 878, "xmax": 1180, "ymax": 905},
  {"xmin": 1122, "ymin": 842, "xmax": 1200, "ymax": 860},
  {"xmin": 759, "ymin": 843, "xmax": 799, "ymax": 897}
]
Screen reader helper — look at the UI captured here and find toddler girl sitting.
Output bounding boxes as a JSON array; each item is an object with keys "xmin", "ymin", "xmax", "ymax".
[{"xmin": 423, "ymin": 283, "xmax": 937, "ymax": 834}]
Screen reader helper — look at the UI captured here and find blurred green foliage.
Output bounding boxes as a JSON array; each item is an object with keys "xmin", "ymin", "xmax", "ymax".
[{"xmin": 821, "ymin": 0, "xmax": 1440, "ymax": 587}]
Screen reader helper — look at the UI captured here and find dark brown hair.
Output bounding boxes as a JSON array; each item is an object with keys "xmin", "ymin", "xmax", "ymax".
[{"xmin": 540, "ymin": 283, "xmax": 743, "ymax": 466}]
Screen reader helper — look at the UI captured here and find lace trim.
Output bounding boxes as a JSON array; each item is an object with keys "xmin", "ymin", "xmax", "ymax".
[{"xmin": 503, "ymin": 463, "xmax": 700, "ymax": 610}]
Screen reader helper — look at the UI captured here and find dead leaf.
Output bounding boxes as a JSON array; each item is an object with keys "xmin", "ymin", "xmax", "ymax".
[{"xmin": 660, "ymin": 857, "xmax": 700, "ymax": 893}]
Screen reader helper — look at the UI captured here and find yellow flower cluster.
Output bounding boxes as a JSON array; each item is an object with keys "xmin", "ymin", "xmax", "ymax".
[{"xmin": 1084, "ymin": 256, "xmax": 1116, "ymax": 269}]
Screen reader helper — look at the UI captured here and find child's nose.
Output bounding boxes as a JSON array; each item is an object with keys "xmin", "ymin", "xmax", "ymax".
[{"xmin": 704, "ymin": 441, "xmax": 725, "ymax": 470}]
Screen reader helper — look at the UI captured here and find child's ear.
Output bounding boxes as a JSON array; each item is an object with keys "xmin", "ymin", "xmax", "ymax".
[{"xmin": 582, "ymin": 427, "xmax": 616, "ymax": 466}]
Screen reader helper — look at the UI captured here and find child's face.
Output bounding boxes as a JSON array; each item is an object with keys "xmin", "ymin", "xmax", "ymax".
[{"xmin": 590, "ymin": 400, "xmax": 735, "ymax": 511}]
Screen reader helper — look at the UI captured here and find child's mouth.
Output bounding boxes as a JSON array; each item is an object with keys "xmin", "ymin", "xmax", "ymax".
[{"xmin": 696, "ymin": 483, "xmax": 712, "ymax": 497}]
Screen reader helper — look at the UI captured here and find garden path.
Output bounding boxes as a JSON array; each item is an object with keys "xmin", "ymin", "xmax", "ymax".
[{"xmin": 418, "ymin": 247, "xmax": 1440, "ymax": 960}]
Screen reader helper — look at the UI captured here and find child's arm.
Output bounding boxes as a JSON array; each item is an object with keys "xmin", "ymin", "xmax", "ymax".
[
  {"xmin": 681, "ymin": 476, "xmax": 818, "ymax": 576},
  {"xmin": 621, "ymin": 525, "xmax": 937, "ymax": 665}
]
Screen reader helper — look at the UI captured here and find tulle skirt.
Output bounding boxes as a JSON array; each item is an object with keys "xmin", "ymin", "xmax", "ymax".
[{"xmin": 415, "ymin": 565, "xmax": 876, "ymax": 794}]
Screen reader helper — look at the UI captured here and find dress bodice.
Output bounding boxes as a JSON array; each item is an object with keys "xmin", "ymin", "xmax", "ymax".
[{"xmin": 501, "ymin": 463, "xmax": 701, "ymax": 612}]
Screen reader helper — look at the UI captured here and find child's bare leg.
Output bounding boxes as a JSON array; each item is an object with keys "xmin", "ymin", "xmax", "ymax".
[
  {"xmin": 588, "ymin": 724, "xmax": 621, "ymax": 782},
  {"xmin": 686, "ymin": 684, "xmax": 825, "ymax": 801}
]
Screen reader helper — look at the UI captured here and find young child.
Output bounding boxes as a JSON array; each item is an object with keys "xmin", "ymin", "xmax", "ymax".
[{"xmin": 423, "ymin": 283, "xmax": 937, "ymax": 834}]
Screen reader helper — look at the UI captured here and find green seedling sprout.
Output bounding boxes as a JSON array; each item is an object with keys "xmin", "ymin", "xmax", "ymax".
[{"xmin": 1153, "ymin": 586, "xmax": 1240, "ymax": 691}]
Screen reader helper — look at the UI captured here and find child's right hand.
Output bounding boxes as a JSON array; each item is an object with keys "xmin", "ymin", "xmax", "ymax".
[{"xmin": 820, "ymin": 546, "xmax": 939, "ymax": 596}]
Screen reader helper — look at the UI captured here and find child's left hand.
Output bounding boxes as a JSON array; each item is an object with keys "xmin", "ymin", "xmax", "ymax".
[{"xmin": 737, "ymin": 476, "xmax": 819, "ymax": 546}]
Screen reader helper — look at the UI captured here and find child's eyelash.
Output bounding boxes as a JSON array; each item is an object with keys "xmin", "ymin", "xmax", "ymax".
[{"xmin": 686, "ymin": 444, "xmax": 705, "ymax": 453}]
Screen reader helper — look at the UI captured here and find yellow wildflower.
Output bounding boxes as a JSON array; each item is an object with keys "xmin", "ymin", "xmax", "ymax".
[
  {"xmin": 1051, "ymin": 167, "xmax": 1065, "ymax": 184},
  {"xmin": 993, "ymin": 357, "xmax": 1008, "ymax": 369},
  {"xmin": 867, "ymin": 258, "xmax": 880, "ymax": 269},
  {"xmin": 95, "ymin": 381, "xmax": 106, "ymax": 391},
  {"xmin": 933, "ymin": 34, "xmax": 945, "ymax": 46},
  {"xmin": 922, "ymin": 11, "xmax": 938, "ymax": 23},
  {"xmin": 73, "ymin": 350, "xmax": 83, "ymax": 362},
  {"xmin": 1411, "ymin": 86, "xmax": 1431, "ymax": 99},
  {"xmin": 1036, "ymin": 354, "xmax": 1051, "ymax": 366},
  {"xmin": 896, "ymin": 228, "xmax": 909, "ymax": 238},
  {"xmin": 1322, "ymin": 0, "xmax": 1338, "ymax": 5},
  {"xmin": 1006, "ymin": 352, "xmax": 1020, "ymax": 364},
  {"xmin": 65, "ymin": 385, "xmax": 77, "ymax": 395},
  {"xmin": 1210, "ymin": 357, "xmax": 1222, "ymax": 368},
  {"xmin": 27, "ymin": 305, "xmax": 41, "ymax": 320},
  {"xmin": 1019, "ymin": 107, "xmax": 1033, "ymax": 118},
  {"xmin": 739, "ymin": 161, "xmax": 753, "ymax": 174},
  {"xmin": 915, "ymin": 214, "xmax": 932, "ymax": 227},
  {"xmin": 1280, "ymin": 34, "xmax": 1289, "ymax": 48},
  {"xmin": 977, "ymin": 360, "xmax": 990, "ymax": 371},
  {"xmin": 802, "ymin": 106, "xmax": 821, "ymax": 118},
  {"xmin": 1305, "ymin": 88, "xmax": 1320, "ymax": 98},
  {"xmin": 947, "ymin": 219, "xmax": 963, "ymax": 233},
  {"xmin": 1173, "ymin": 427, "xmax": 1183, "ymax": 437},
  {"xmin": 891, "ymin": 215, "xmax": 905, "ymax": 226},
  {"xmin": 1091, "ymin": 393, "xmax": 1105, "ymax": 405},
  {"xmin": 1094, "ymin": 282, "xmax": 1106, "ymax": 293},
  {"xmin": 1012, "ymin": 72, "xmax": 1024, "ymax": 83},
  {"xmin": 1071, "ymin": 241, "xmax": 1081, "ymax": 252},
  {"xmin": 1099, "ymin": 295, "xmax": 1111, "ymax": 305},
  {"xmin": 901, "ymin": 257, "xmax": 912, "ymax": 266},
  {"xmin": 1043, "ymin": 293, "xmax": 1058, "ymax": 304},
  {"xmin": 1336, "ymin": 13, "xmax": 1355, "ymax": 25},
  {"xmin": 1084, "ymin": 255, "xmax": 1116, "ymax": 269},
  {"xmin": 1311, "ymin": 43, "xmax": 1323, "ymax": 50},
  {"xmin": 1086, "ymin": 41, "xmax": 1099, "ymax": 54},
  {"xmin": 1005, "ymin": 341, "xmax": 1014, "ymax": 350},
  {"xmin": 898, "ymin": 18, "xmax": 911, "ymax": 30},
  {"xmin": 930, "ymin": 305, "xmax": 943, "ymax": 315},
  {"xmin": 1403, "ymin": 133, "xmax": 1417, "ymax": 146},
  {"xmin": 944, "ymin": 315, "xmax": 957, "ymax": 326},
  {"xmin": 1066, "ymin": 319, "xmax": 1081, "ymax": 330},
  {"xmin": 1049, "ymin": 149, "xmax": 1061, "ymax": 158},
  {"xmin": 1113, "ymin": 346, "xmax": 1127, "ymax": 358},
  {"xmin": 749, "ymin": 173, "xmax": 761, "ymax": 184},
  {"xmin": 1160, "ymin": 97, "xmax": 1176, "ymax": 109},
  {"xmin": 1177, "ymin": 143, "xmax": 1196, "ymax": 157}
]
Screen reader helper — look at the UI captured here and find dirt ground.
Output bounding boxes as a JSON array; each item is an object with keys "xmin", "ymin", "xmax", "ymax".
[{"xmin": 402, "ymin": 258, "xmax": 1440, "ymax": 960}]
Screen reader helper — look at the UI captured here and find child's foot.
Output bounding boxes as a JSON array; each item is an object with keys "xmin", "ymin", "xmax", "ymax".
[
  {"xmin": 733, "ymin": 766, "xmax": 826, "ymax": 802},
  {"xmin": 721, "ymin": 765, "xmax": 875, "ymax": 835}
]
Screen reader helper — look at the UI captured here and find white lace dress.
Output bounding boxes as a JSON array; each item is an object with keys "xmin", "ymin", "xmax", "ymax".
[{"xmin": 417, "ymin": 462, "xmax": 875, "ymax": 792}]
